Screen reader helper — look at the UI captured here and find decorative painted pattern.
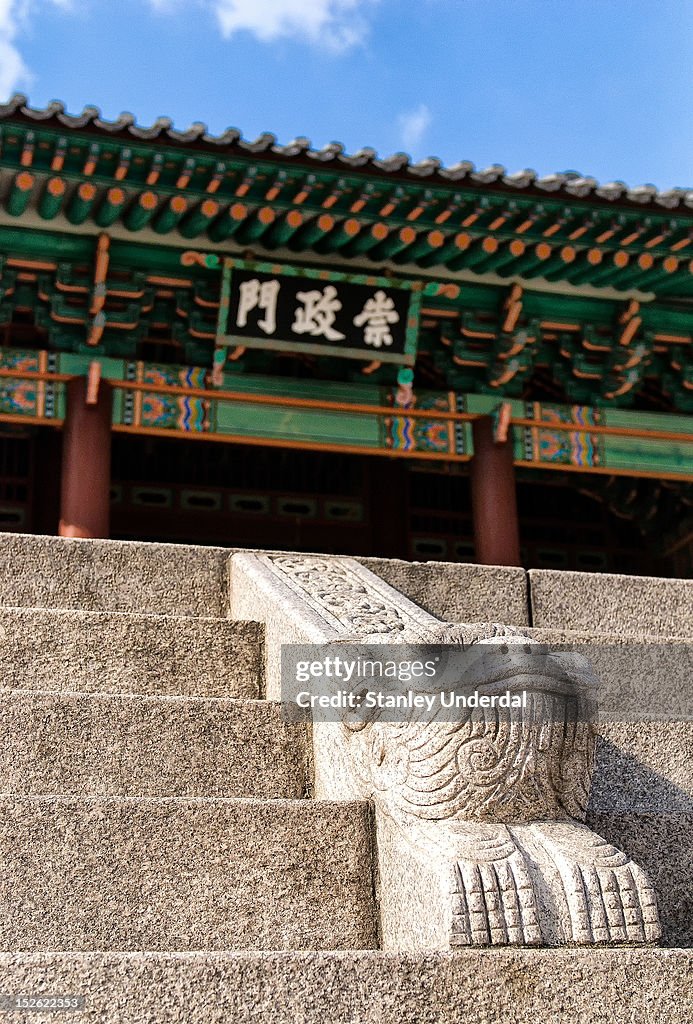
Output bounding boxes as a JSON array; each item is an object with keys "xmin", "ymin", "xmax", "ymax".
[
  {"xmin": 139, "ymin": 364, "xmax": 210, "ymax": 433},
  {"xmin": 382, "ymin": 390, "xmax": 468, "ymax": 456},
  {"xmin": 0, "ymin": 350, "xmax": 59, "ymax": 419},
  {"xmin": 522, "ymin": 401, "xmax": 605, "ymax": 469},
  {"xmin": 0, "ymin": 346, "xmax": 689, "ymax": 478}
]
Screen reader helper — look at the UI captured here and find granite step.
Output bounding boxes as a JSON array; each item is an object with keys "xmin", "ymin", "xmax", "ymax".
[
  {"xmin": 0, "ymin": 532, "xmax": 231, "ymax": 616},
  {"xmin": 0, "ymin": 796, "xmax": 376, "ymax": 953},
  {"xmin": 0, "ymin": 606, "xmax": 262, "ymax": 698},
  {"xmin": 0, "ymin": 949, "xmax": 688, "ymax": 1023},
  {"xmin": 525, "ymin": 625, "xmax": 693, "ymax": 801},
  {"xmin": 529, "ymin": 568, "xmax": 693, "ymax": 638},
  {"xmin": 0, "ymin": 690, "xmax": 306, "ymax": 799}
]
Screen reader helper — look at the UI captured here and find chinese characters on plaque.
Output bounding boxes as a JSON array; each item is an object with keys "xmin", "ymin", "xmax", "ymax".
[{"xmin": 215, "ymin": 260, "xmax": 420, "ymax": 371}]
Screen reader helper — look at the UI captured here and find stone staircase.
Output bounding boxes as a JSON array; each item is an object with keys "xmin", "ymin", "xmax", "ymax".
[{"xmin": 0, "ymin": 533, "xmax": 689, "ymax": 1023}]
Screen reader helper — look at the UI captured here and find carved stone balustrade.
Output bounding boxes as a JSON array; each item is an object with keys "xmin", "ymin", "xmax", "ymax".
[{"xmin": 232, "ymin": 552, "xmax": 661, "ymax": 950}]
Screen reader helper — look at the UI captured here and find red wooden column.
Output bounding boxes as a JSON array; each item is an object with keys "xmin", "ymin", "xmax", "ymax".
[
  {"xmin": 470, "ymin": 414, "xmax": 521, "ymax": 566},
  {"xmin": 59, "ymin": 373, "xmax": 113, "ymax": 539}
]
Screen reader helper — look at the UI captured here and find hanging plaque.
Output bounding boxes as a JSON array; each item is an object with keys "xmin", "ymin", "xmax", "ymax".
[{"xmin": 214, "ymin": 258, "xmax": 422, "ymax": 370}]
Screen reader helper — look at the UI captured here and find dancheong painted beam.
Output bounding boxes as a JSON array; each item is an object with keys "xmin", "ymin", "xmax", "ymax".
[
  {"xmin": 0, "ymin": 229, "xmax": 689, "ymax": 411},
  {"xmin": 0, "ymin": 349, "xmax": 690, "ymax": 481}
]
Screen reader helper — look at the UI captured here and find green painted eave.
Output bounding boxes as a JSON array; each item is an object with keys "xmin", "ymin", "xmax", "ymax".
[
  {"xmin": 0, "ymin": 104, "xmax": 691, "ymax": 297},
  {"xmin": 0, "ymin": 222, "xmax": 690, "ymax": 412}
]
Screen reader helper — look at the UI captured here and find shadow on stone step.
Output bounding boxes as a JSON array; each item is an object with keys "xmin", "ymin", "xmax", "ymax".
[{"xmin": 589, "ymin": 736, "xmax": 693, "ymax": 948}]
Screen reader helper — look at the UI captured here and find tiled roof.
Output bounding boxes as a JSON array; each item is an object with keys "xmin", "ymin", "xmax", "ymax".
[{"xmin": 2, "ymin": 94, "xmax": 691, "ymax": 211}]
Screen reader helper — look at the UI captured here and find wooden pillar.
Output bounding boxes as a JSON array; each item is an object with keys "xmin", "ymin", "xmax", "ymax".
[
  {"xmin": 470, "ymin": 415, "xmax": 521, "ymax": 566},
  {"xmin": 59, "ymin": 375, "xmax": 112, "ymax": 539}
]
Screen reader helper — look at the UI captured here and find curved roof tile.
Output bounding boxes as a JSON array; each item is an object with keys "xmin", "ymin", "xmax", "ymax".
[{"xmin": 1, "ymin": 94, "xmax": 691, "ymax": 211}]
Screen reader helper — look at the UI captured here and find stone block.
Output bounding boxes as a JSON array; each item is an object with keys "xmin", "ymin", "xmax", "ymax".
[
  {"xmin": 0, "ymin": 532, "xmax": 230, "ymax": 616},
  {"xmin": 0, "ymin": 797, "xmax": 376, "ymax": 952},
  {"xmin": 0, "ymin": 949, "xmax": 688, "ymax": 1023},
  {"xmin": 359, "ymin": 557, "xmax": 530, "ymax": 625},
  {"xmin": 529, "ymin": 569, "xmax": 693, "ymax": 637},
  {"xmin": 0, "ymin": 607, "xmax": 261, "ymax": 698},
  {"xmin": 0, "ymin": 691, "xmax": 307, "ymax": 799}
]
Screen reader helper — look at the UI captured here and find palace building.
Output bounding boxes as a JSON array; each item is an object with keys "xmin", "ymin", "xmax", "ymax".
[{"xmin": 0, "ymin": 94, "xmax": 690, "ymax": 575}]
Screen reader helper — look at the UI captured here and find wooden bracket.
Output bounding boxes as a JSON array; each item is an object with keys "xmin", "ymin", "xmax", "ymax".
[
  {"xmin": 87, "ymin": 233, "xmax": 110, "ymax": 346},
  {"xmin": 494, "ymin": 402, "xmax": 513, "ymax": 443},
  {"xmin": 86, "ymin": 361, "xmax": 101, "ymax": 406},
  {"xmin": 502, "ymin": 284, "xmax": 523, "ymax": 334},
  {"xmin": 618, "ymin": 298, "xmax": 642, "ymax": 348}
]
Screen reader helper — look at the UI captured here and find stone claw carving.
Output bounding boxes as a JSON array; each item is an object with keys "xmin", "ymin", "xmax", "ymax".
[
  {"xmin": 447, "ymin": 826, "xmax": 542, "ymax": 946},
  {"xmin": 527, "ymin": 821, "xmax": 660, "ymax": 944},
  {"xmin": 392, "ymin": 815, "xmax": 661, "ymax": 949}
]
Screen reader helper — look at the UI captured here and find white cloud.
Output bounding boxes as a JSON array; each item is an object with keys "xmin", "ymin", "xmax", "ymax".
[
  {"xmin": 215, "ymin": 0, "xmax": 367, "ymax": 50},
  {"xmin": 151, "ymin": 0, "xmax": 372, "ymax": 52},
  {"xmin": 0, "ymin": 0, "xmax": 29, "ymax": 96},
  {"xmin": 398, "ymin": 102, "xmax": 431, "ymax": 151},
  {"xmin": 0, "ymin": 37, "xmax": 27, "ymax": 98},
  {"xmin": 0, "ymin": 0, "xmax": 373, "ymax": 100},
  {"xmin": 0, "ymin": 0, "xmax": 73, "ymax": 97}
]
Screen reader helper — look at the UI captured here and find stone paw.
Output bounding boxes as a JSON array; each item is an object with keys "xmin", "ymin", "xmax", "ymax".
[
  {"xmin": 446, "ymin": 825, "xmax": 542, "ymax": 946},
  {"xmin": 530, "ymin": 821, "xmax": 661, "ymax": 944}
]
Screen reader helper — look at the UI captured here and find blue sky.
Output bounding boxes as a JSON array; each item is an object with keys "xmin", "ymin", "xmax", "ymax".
[{"xmin": 1, "ymin": 0, "xmax": 691, "ymax": 189}]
